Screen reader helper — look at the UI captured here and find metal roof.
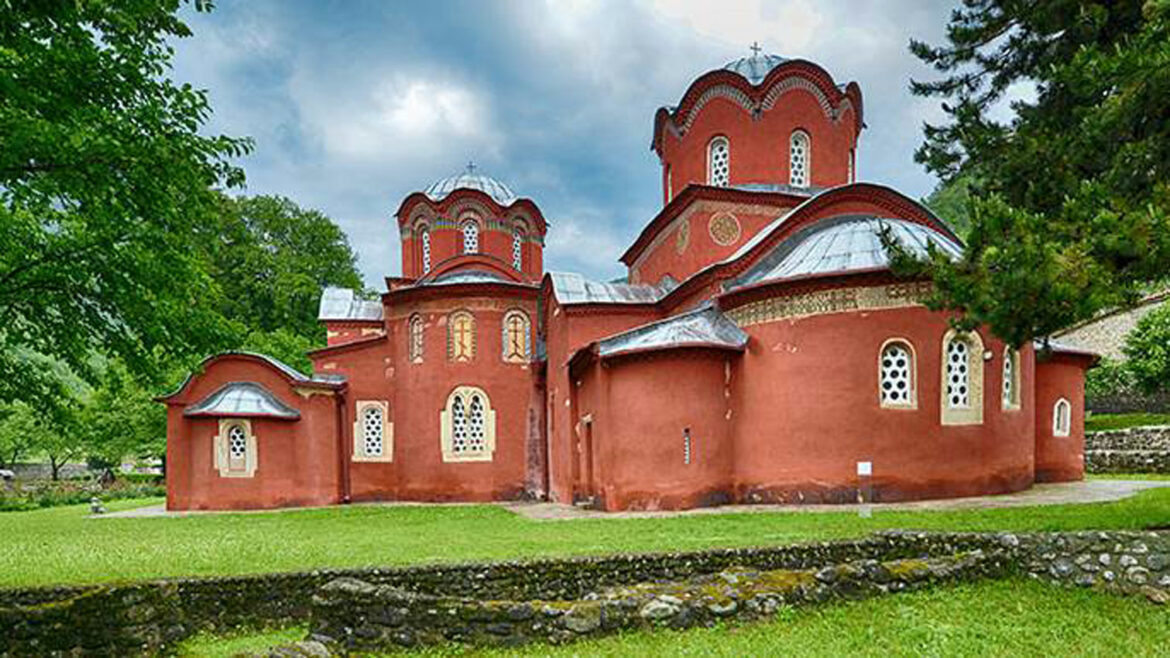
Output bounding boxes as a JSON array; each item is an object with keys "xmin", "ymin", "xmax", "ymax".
[
  {"xmin": 731, "ymin": 215, "xmax": 963, "ymax": 288},
  {"xmin": 318, "ymin": 287, "xmax": 383, "ymax": 322},
  {"xmin": 423, "ymin": 171, "xmax": 517, "ymax": 205},
  {"xmin": 723, "ymin": 52, "xmax": 789, "ymax": 85},
  {"xmin": 732, "ymin": 182, "xmax": 822, "ymax": 196},
  {"xmin": 184, "ymin": 381, "xmax": 301, "ymax": 419},
  {"xmin": 598, "ymin": 303, "xmax": 749, "ymax": 358},
  {"xmin": 547, "ymin": 271, "xmax": 667, "ymax": 305}
]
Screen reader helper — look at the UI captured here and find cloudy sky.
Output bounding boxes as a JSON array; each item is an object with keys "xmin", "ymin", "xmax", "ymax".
[{"xmin": 171, "ymin": 0, "xmax": 959, "ymax": 287}]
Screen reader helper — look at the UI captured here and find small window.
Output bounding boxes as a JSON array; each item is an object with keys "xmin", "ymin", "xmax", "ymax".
[
  {"xmin": 512, "ymin": 229, "xmax": 523, "ymax": 270},
  {"xmin": 945, "ymin": 337, "xmax": 970, "ymax": 409},
  {"xmin": 790, "ymin": 130, "xmax": 810, "ymax": 187},
  {"xmin": 461, "ymin": 220, "xmax": 479, "ymax": 254},
  {"xmin": 215, "ymin": 419, "xmax": 256, "ymax": 478},
  {"xmin": 353, "ymin": 400, "xmax": 392, "ymax": 462},
  {"xmin": 879, "ymin": 340, "xmax": 915, "ymax": 408},
  {"xmin": 408, "ymin": 314, "xmax": 424, "ymax": 363},
  {"xmin": 502, "ymin": 310, "xmax": 530, "ymax": 363},
  {"xmin": 707, "ymin": 136, "xmax": 730, "ymax": 186},
  {"xmin": 448, "ymin": 310, "xmax": 476, "ymax": 362},
  {"xmin": 440, "ymin": 386, "xmax": 496, "ymax": 462},
  {"xmin": 1053, "ymin": 398, "xmax": 1072, "ymax": 437},
  {"xmin": 941, "ymin": 329, "xmax": 985, "ymax": 426},
  {"xmin": 421, "ymin": 229, "xmax": 431, "ymax": 274},
  {"xmin": 1002, "ymin": 347, "xmax": 1021, "ymax": 410}
]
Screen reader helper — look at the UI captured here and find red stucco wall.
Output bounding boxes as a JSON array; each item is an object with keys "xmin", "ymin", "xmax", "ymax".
[
  {"xmin": 1034, "ymin": 356, "xmax": 1089, "ymax": 482},
  {"xmin": 163, "ymin": 355, "xmax": 343, "ymax": 511}
]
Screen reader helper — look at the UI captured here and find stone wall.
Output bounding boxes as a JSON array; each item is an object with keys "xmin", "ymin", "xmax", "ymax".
[
  {"xmin": 309, "ymin": 551, "xmax": 1010, "ymax": 652},
  {"xmin": 1085, "ymin": 426, "xmax": 1170, "ymax": 473},
  {"xmin": 2, "ymin": 531, "xmax": 1168, "ymax": 656}
]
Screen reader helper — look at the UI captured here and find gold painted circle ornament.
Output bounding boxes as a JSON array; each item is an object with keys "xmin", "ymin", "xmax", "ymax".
[
  {"xmin": 709, "ymin": 212, "xmax": 742, "ymax": 246},
  {"xmin": 675, "ymin": 219, "xmax": 690, "ymax": 253}
]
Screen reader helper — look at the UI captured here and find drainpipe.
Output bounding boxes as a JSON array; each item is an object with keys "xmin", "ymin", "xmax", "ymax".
[{"xmin": 336, "ymin": 387, "xmax": 352, "ymax": 504}]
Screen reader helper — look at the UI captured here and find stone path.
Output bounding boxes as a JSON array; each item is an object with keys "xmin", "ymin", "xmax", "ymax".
[
  {"xmin": 502, "ymin": 479, "xmax": 1170, "ymax": 521},
  {"xmin": 99, "ymin": 479, "xmax": 1169, "ymax": 520}
]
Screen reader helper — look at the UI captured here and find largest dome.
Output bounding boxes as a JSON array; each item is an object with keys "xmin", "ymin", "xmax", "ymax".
[
  {"xmin": 723, "ymin": 51, "xmax": 789, "ymax": 85},
  {"xmin": 424, "ymin": 169, "xmax": 517, "ymax": 205}
]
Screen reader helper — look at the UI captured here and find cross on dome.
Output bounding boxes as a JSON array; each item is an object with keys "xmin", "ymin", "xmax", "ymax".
[
  {"xmin": 465, "ymin": 161, "xmax": 477, "ymax": 174},
  {"xmin": 750, "ymin": 41, "xmax": 762, "ymax": 56}
]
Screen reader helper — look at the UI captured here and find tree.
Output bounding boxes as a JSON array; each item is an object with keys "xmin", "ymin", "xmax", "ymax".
[
  {"xmin": 922, "ymin": 174, "xmax": 976, "ymax": 239},
  {"xmin": 896, "ymin": 0, "xmax": 1170, "ymax": 346},
  {"xmin": 0, "ymin": 0, "xmax": 251, "ymax": 411},
  {"xmin": 1121, "ymin": 303, "xmax": 1170, "ymax": 394},
  {"xmin": 202, "ymin": 194, "xmax": 366, "ymax": 342},
  {"xmin": 0, "ymin": 403, "xmax": 42, "ymax": 470},
  {"xmin": 81, "ymin": 362, "xmax": 167, "ymax": 478}
]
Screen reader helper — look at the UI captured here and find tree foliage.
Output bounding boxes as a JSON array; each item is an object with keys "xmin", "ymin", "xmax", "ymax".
[
  {"xmin": 899, "ymin": 0, "xmax": 1170, "ymax": 346},
  {"xmin": 0, "ymin": 0, "xmax": 252, "ymax": 408},
  {"xmin": 1121, "ymin": 303, "xmax": 1170, "ymax": 394}
]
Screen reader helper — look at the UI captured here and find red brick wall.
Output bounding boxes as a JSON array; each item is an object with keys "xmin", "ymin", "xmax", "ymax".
[{"xmin": 1034, "ymin": 356, "xmax": 1088, "ymax": 482}]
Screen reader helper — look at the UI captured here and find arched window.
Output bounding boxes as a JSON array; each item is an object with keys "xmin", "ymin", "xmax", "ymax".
[
  {"xmin": 707, "ymin": 136, "xmax": 730, "ymax": 187},
  {"xmin": 448, "ymin": 310, "xmax": 476, "ymax": 362},
  {"xmin": 1002, "ymin": 347, "xmax": 1021, "ymax": 410},
  {"xmin": 1053, "ymin": 398, "xmax": 1072, "ymax": 437},
  {"xmin": 879, "ymin": 340, "xmax": 915, "ymax": 408},
  {"xmin": 502, "ymin": 310, "xmax": 530, "ymax": 363},
  {"xmin": 408, "ymin": 314, "xmax": 424, "ymax": 363},
  {"xmin": 941, "ymin": 329, "xmax": 985, "ymax": 425},
  {"xmin": 353, "ymin": 400, "xmax": 392, "ymax": 462},
  {"xmin": 461, "ymin": 220, "xmax": 479, "ymax": 254},
  {"xmin": 848, "ymin": 148, "xmax": 855, "ymax": 183},
  {"xmin": 440, "ymin": 386, "xmax": 496, "ymax": 461},
  {"xmin": 512, "ymin": 228, "xmax": 523, "ymax": 271},
  {"xmin": 215, "ymin": 419, "xmax": 256, "ymax": 478},
  {"xmin": 420, "ymin": 228, "xmax": 432, "ymax": 274},
  {"xmin": 790, "ymin": 130, "xmax": 810, "ymax": 187}
]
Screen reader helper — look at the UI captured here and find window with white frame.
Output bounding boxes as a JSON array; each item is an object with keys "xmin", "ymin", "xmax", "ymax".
[
  {"xmin": 1002, "ymin": 347, "xmax": 1021, "ymax": 410},
  {"xmin": 215, "ymin": 419, "xmax": 257, "ymax": 477},
  {"xmin": 941, "ymin": 329, "xmax": 985, "ymax": 425},
  {"xmin": 353, "ymin": 400, "xmax": 392, "ymax": 461},
  {"xmin": 408, "ymin": 314, "xmax": 424, "ymax": 363},
  {"xmin": 707, "ymin": 136, "xmax": 730, "ymax": 186},
  {"xmin": 461, "ymin": 220, "xmax": 479, "ymax": 254},
  {"xmin": 879, "ymin": 340, "xmax": 915, "ymax": 408},
  {"xmin": 790, "ymin": 130, "xmax": 810, "ymax": 187},
  {"xmin": 421, "ymin": 229, "xmax": 432, "ymax": 274},
  {"xmin": 1053, "ymin": 398, "xmax": 1072, "ymax": 437},
  {"xmin": 440, "ymin": 386, "xmax": 496, "ymax": 462},
  {"xmin": 512, "ymin": 228, "xmax": 523, "ymax": 270},
  {"xmin": 502, "ymin": 310, "xmax": 530, "ymax": 363}
]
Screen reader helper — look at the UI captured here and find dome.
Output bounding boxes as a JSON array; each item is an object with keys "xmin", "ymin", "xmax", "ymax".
[
  {"xmin": 723, "ymin": 51, "xmax": 789, "ymax": 85},
  {"xmin": 423, "ymin": 168, "xmax": 517, "ymax": 205},
  {"xmin": 733, "ymin": 215, "xmax": 963, "ymax": 287}
]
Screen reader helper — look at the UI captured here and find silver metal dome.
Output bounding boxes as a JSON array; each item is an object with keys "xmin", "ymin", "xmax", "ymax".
[
  {"xmin": 723, "ymin": 52, "xmax": 789, "ymax": 85},
  {"xmin": 423, "ymin": 168, "xmax": 517, "ymax": 205},
  {"xmin": 734, "ymin": 215, "xmax": 963, "ymax": 287}
]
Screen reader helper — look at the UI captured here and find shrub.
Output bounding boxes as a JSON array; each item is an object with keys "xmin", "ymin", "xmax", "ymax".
[{"xmin": 0, "ymin": 479, "xmax": 164, "ymax": 512}]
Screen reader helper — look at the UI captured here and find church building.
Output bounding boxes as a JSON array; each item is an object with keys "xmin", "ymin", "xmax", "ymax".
[{"xmin": 160, "ymin": 51, "xmax": 1095, "ymax": 511}]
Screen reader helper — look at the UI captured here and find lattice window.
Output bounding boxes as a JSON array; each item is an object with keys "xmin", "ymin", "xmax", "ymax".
[
  {"xmin": 441, "ymin": 386, "xmax": 496, "ymax": 461},
  {"xmin": 467, "ymin": 394, "xmax": 486, "ymax": 452},
  {"xmin": 461, "ymin": 220, "xmax": 479, "ymax": 254},
  {"xmin": 880, "ymin": 341, "xmax": 914, "ymax": 407},
  {"xmin": 421, "ymin": 229, "xmax": 431, "ymax": 273},
  {"xmin": 227, "ymin": 425, "xmax": 247, "ymax": 459},
  {"xmin": 451, "ymin": 395, "xmax": 467, "ymax": 452},
  {"xmin": 215, "ymin": 419, "xmax": 256, "ymax": 477},
  {"xmin": 502, "ymin": 310, "xmax": 530, "ymax": 363},
  {"xmin": 708, "ymin": 136, "xmax": 730, "ymax": 186},
  {"xmin": 362, "ymin": 406, "xmax": 383, "ymax": 457},
  {"xmin": 448, "ymin": 311, "xmax": 476, "ymax": 362},
  {"xmin": 1002, "ymin": 348, "xmax": 1020, "ymax": 409},
  {"xmin": 408, "ymin": 314, "xmax": 424, "ymax": 363},
  {"xmin": 945, "ymin": 337, "xmax": 970, "ymax": 408},
  {"xmin": 512, "ymin": 229, "xmax": 523, "ymax": 270},
  {"xmin": 1053, "ymin": 398, "xmax": 1071, "ymax": 437},
  {"xmin": 790, "ymin": 130, "xmax": 810, "ymax": 187}
]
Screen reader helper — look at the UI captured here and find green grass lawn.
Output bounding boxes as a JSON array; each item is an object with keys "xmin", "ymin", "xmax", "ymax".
[
  {"xmin": 1085, "ymin": 412, "xmax": 1170, "ymax": 432},
  {"xmin": 2, "ymin": 487, "xmax": 1170, "ymax": 590},
  {"xmin": 176, "ymin": 578, "xmax": 1170, "ymax": 657}
]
